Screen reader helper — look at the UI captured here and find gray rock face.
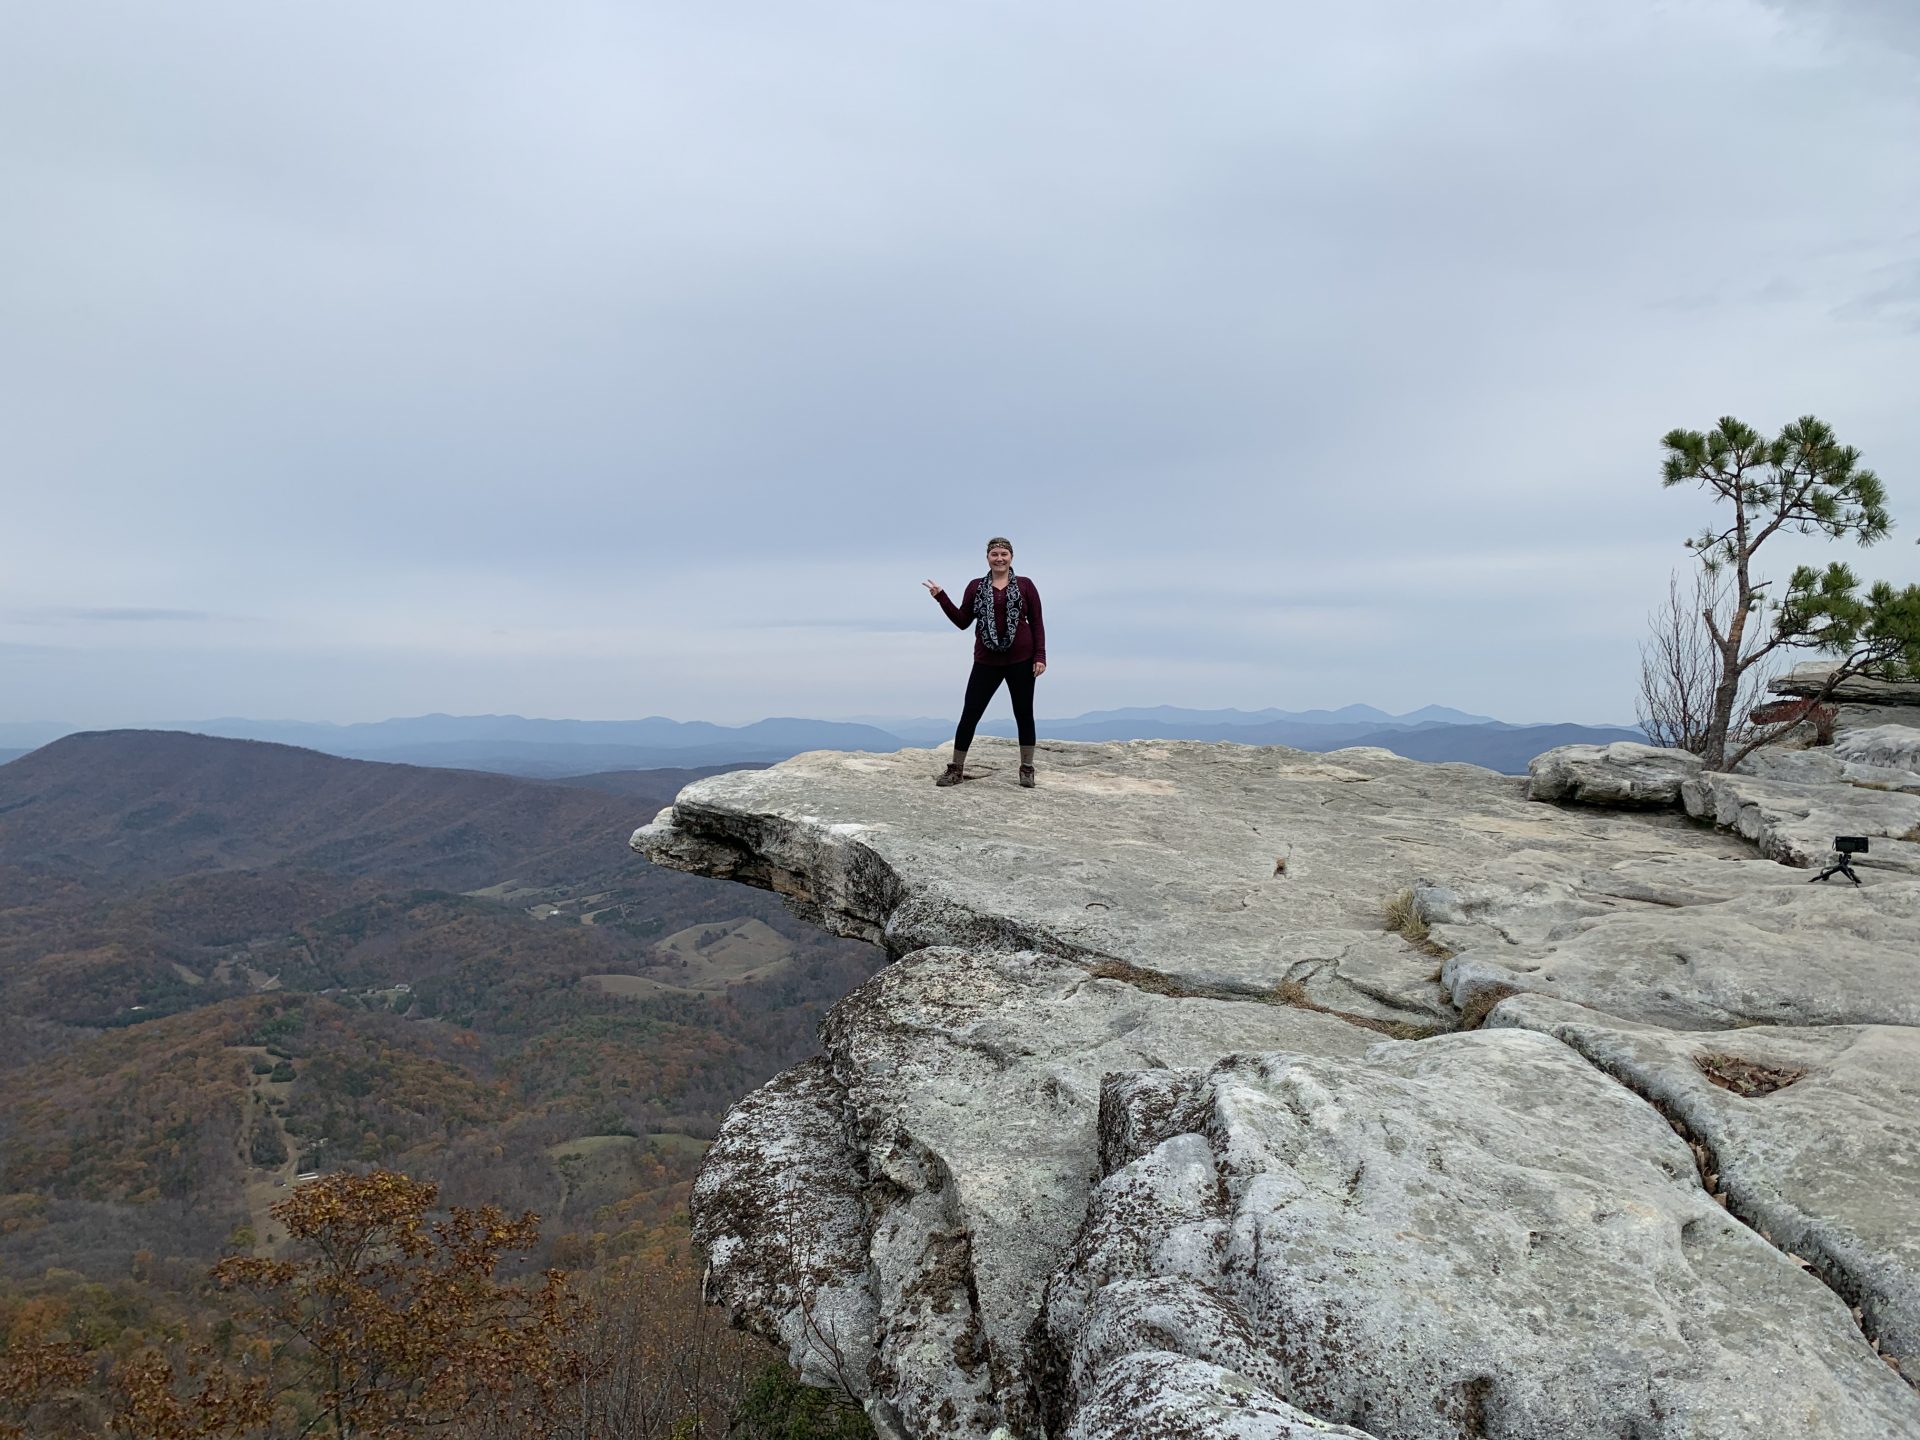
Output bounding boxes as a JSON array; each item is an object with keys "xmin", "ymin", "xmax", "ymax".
[
  {"xmin": 1490, "ymin": 996, "xmax": 1920, "ymax": 1379},
  {"xmin": 633, "ymin": 730, "xmax": 1920, "ymax": 1437},
  {"xmin": 1834, "ymin": 723, "xmax": 1920, "ymax": 775},
  {"xmin": 1064, "ymin": 1349, "xmax": 1380, "ymax": 1440},
  {"xmin": 1527, "ymin": 740, "xmax": 1702, "ymax": 807},
  {"xmin": 1680, "ymin": 767, "xmax": 1920, "ymax": 872},
  {"xmin": 1445, "ymin": 879, "xmax": 1920, "ymax": 1029},
  {"xmin": 1037, "ymin": 1030, "xmax": 1920, "ymax": 1439},
  {"xmin": 702, "ymin": 952, "xmax": 1367, "ymax": 1436},
  {"xmin": 690, "ymin": 1059, "xmax": 878, "ymax": 1399},
  {"xmin": 1773, "ymin": 661, "xmax": 1920, "ymax": 707},
  {"xmin": 1735, "ymin": 744, "xmax": 1920, "ymax": 795}
]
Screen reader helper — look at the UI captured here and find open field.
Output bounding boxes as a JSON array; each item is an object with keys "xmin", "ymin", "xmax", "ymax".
[
  {"xmin": 234, "ymin": 1045, "xmax": 301, "ymax": 1253},
  {"xmin": 584, "ymin": 917, "xmax": 795, "ymax": 998}
]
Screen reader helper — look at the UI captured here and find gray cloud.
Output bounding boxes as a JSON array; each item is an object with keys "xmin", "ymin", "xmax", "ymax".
[
  {"xmin": 1836, "ymin": 261, "xmax": 1920, "ymax": 332},
  {"xmin": 9, "ymin": 606, "xmax": 227, "ymax": 624},
  {"xmin": 2, "ymin": 1, "xmax": 1916, "ymax": 727}
]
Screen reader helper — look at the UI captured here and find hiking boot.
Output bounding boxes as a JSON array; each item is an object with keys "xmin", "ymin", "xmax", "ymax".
[
  {"xmin": 936, "ymin": 763, "xmax": 965, "ymax": 787},
  {"xmin": 1019, "ymin": 765, "xmax": 1036, "ymax": 789}
]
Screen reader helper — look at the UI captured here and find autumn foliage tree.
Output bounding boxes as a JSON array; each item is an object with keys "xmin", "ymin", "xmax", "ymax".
[
  {"xmin": 1656, "ymin": 415, "xmax": 1920, "ymax": 769},
  {"xmin": 0, "ymin": 1335, "xmax": 89, "ymax": 1439},
  {"xmin": 4, "ymin": 1169, "xmax": 866, "ymax": 1439},
  {"xmin": 208, "ymin": 1171, "xmax": 584, "ymax": 1439}
]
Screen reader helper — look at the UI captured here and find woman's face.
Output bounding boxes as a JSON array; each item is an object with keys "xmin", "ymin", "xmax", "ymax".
[{"xmin": 987, "ymin": 545, "xmax": 1012, "ymax": 572}]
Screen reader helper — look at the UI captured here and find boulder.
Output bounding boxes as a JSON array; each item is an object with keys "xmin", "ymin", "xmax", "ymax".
[
  {"xmin": 1833, "ymin": 724, "xmax": 1920, "ymax": 776},
  {"xmin": 1526, "ymin": 740, "xmax": 1701, "ymax": 807}
]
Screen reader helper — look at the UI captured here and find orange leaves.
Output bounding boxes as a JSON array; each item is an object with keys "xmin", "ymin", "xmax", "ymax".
[
  {"xmin": 1, "ymin": 1176, "xmax": 796, "ymax": 1440},
  {"xmin": 205, "ymin": 1169, "xmax": 587, "ymax": 1437},
  {"xmin": 102, "ymin": 1349, "xmax": 273, "ymax": 1440},
  {"xmin": 0, "ymin": 1338, "xmax": 89, "ymax": 1418}
]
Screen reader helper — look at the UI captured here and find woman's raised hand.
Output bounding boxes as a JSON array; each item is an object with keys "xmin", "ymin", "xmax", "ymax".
[{"xmin": 922, "ymin": 580, "xmax": 944, "ymax": 598}]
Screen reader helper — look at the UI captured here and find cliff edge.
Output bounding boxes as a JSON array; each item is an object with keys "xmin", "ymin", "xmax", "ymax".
[{"xmin": 633, "ymin": 731, "xmax": 1920, "ymax": 1439}]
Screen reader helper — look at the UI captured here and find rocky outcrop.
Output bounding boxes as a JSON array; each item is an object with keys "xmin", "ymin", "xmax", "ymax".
[
  {"xmin": 1679, "ymin": 768, "xmax": 1920, "ymax": 871},
  {"xmin": 1513, "ymin": 719, "xmax": 1920, "ymax": 872},
  {"xmin": 1527, "ymin": 739, "xmax": 1701, "ymax": 807},
  {"xmin": 634, "ymin": 729, "xmax": 1920, "ymax": 1438},
  {"xmin": 1773, "ymin": 661, "xmax": 1920, "ymax": 708},
  {"xmin": 637, "ymin": 740, "xmax": 1747, "ymax": 1018},
  {"xmin": 775, "ymin": 948, "xmax": 1374, "ymax": 1437},
  {"xmin": 689, "ymin": 1059, "xmax": 877, "ymax": 1398},
  {"xmin": 1037, "ymin": 1030, "xmax": 1918, "ymax": 1439}
]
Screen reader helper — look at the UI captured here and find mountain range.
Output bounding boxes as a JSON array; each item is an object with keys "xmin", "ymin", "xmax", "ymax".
[{"xmin": 0, "ymin": 706, "xmax": 1643, "ymax": 778}]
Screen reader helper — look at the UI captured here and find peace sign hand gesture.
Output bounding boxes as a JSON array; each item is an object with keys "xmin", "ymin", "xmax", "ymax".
[{"xmin": 922, "ymin": 580, "xmax": 945, "ymax": 599}]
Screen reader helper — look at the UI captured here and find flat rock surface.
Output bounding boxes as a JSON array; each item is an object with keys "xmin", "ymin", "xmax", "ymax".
[
  {"xmin": 1038, "ymin": 1029, "xmax": 1920, "ymax": 1439},
  {"xmin": 1491, "ymin": 995, "xmax": 1920, "ymax": 1377},
  {"xmin": 1737, "ymin": 745, "xmax": 1920, "ymax": 795},
  {"xmin": 1445, "ymin": 878, "xmax": 1920, "ymax": 1028},
  {"xmin": 636, "ymin": 739, "xmax": 1750, "ymax": 1015}
]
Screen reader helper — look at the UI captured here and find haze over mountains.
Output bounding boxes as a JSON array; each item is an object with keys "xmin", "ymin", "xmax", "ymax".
[{"xmin": 0, "ymin": 705, "xmax": 1642, "ymax": 777}]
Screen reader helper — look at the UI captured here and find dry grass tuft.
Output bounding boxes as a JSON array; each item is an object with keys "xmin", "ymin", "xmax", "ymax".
[
  {"xmin": 1272, "ymin": 978, "xmax": 1439, "ymax": 1041},
  {"xmin": 1085, "ymin": 959, "xmax": 1212, "ymax": 999},
  {"xmin": 1383, "ymin": 888, "xmax": 1453, "ymax": 960},
  {"xmin": 1455, "ymin": 983, "xmax": 1521, "ymax": 1031}
]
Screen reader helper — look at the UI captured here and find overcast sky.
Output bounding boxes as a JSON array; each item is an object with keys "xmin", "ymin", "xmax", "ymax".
[{"xmin": 4, "ymin": 1, "xmax": 1917, "ymax": 728}]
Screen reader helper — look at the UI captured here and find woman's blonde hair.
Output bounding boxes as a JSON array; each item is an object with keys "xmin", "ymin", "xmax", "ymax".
[{"xmin": 986, "ymin": 536, "xmax": 1014, "ymax": 554}]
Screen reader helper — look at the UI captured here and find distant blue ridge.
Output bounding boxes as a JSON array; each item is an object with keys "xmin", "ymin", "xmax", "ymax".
[{"xmin": 0, "ymin": 708, "xmax": 1644, "ymax": 778}]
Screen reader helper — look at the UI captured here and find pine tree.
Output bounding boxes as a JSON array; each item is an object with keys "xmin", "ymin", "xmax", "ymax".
[{"xmin": 1658, "ymin": 415, "xmax": 1920, "ymax": 769}]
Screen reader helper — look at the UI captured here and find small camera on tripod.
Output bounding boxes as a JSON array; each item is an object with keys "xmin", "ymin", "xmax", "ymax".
[{"xmin": 1812, "ymin": 835, "xmax": 1869, "ymax": 886}]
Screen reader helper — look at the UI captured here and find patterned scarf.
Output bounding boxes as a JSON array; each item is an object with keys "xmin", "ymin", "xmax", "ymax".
[{"xmin": 973, "ymin": 573, "xmax": 1024, "ymax": 652}]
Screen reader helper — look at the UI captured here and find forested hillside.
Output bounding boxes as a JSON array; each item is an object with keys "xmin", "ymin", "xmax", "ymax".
[{"xmin": 0, "ymin": 733, "xmax": 883, "ymax": 1433}]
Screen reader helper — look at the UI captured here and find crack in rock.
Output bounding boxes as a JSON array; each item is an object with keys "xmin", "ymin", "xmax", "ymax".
[
  {"xmin": 1032, "ymin": 1030, "xmax": 1920, "ymax": 1438},
  {"xmin": 1489, "ymin": 995, "xmax": 1920, "ymax": 1384}
]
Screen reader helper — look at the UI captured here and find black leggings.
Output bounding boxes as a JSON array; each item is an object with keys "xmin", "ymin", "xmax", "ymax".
[{"xmin": 954, "ymin": 662, "xmax": 1036, "ymax": 750}]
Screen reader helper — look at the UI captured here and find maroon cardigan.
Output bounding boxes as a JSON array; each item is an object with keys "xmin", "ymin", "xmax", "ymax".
[{"xmin": 936, "ymin": 576, "xmax": 1046, "ymax": 666}]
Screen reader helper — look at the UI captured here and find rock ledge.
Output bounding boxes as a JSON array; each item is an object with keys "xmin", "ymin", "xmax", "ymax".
[{"xmin": 634, "ymin": 734, "xmax": 1920, "ymax": 1439}]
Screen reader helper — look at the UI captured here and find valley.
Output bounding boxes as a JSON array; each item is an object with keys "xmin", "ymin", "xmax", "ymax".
[{"xmin": 0, "ymin": 731, "xmax": 884, "ymax": 1381}]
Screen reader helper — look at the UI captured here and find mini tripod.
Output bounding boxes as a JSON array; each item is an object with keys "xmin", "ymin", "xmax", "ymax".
[{"xmin": 1810, "ymin": 836, "xmax": 1869, "ymax": 886}]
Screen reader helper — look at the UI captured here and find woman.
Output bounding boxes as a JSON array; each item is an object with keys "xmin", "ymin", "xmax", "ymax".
[{"xmin": 923, "ymin": 537, "xmax": 1047, "ymax": 788}]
